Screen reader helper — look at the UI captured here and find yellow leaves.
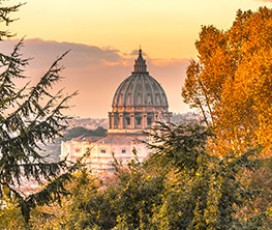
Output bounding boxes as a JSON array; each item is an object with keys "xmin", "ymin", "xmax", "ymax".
[
  {"xmin": 256, "ymin": 111, "xmax": 272, "ymax": 154},
  {"xmin": 234, "ymin": 50, "xmax": 272, "ymax": 154},
  {"xmin": 265, "ymin": 206, "xmax": 272, "ymax": 221},
  {"xmin": 195, "ymin": 25, "xmax": 226, "ymax": 63},
  {"xmin": 182, "ymin": 60, "xmax": 201, "ymax": 105},
  {"xmin": 146, "ymin": 174, "xmax": 151, "ymax": 181},
  {"xmin": 195, "ymin": 172, "xmax": 202, "ymax": 177}
]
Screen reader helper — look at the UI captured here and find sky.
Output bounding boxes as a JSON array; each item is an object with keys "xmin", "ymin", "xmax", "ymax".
[{"xmin": 1, "ymin": 0, "xmax": 272, "ymax": 118}]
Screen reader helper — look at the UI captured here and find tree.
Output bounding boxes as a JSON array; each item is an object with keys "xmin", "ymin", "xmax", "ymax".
[
  {"xmin": 62, "ymin": 126, "xmax": 107, "ymax": 140},
  {"xmin": 0, "ymin": 1, "xmax": 78, "ymax": 227},
  {"xmin": 181, "ymin": 7, "xmax": 272, "ymax": 228},
  {"xmin": 23, "ymin": 122, "xmax": 270, "ymax": 229},
  {"xmin": 147, "ymin": 123, "xmax": 263, "ymax": 229},
  {"xmin": 182, "ymin": 7, "xmax": 272, "ymax": 156}
]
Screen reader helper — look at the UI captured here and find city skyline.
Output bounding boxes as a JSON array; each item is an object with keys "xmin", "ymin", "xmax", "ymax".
[{"xmin": 2, "ymin": 0, "xmax": 272, "ymax": 117}]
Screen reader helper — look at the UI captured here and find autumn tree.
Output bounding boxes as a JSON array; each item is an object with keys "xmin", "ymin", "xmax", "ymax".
[
  {"xmin": 182, "ymin": 7, "xmax": 272, "ymax": 156},
  {"xmin": 0, "ymin": 1, "xmax": 78, "ymax": 227},
  {"xmin": 181, "ymin": 7, "xmax": 272, "ymax": 228}
]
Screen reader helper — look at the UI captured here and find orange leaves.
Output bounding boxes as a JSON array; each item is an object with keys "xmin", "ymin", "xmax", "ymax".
[{"xmin": 182, "ymin": 7, "xmax": 272, "ymax": 157}]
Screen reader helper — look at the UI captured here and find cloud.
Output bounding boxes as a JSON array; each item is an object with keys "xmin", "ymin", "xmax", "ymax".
[
  {"xmin": 0, "ymin": 38, "xmax": 190, "ymax": 117},
  {"xmin": 0, "ymin": 38, "xmax": 122, "ymax": 67}
]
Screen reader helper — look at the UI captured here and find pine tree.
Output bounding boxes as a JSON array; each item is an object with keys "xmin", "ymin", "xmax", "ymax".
[{"xmin": 0, "ymin": 1, "xmax": 78, "ymax": 226}]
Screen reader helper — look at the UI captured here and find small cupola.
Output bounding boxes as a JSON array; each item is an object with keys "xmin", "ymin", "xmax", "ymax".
[{"xmin": 133, "ymin": 49, "xmax": 148, "ymax": 74}]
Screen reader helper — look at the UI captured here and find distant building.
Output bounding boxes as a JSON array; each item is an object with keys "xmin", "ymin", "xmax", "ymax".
[
  {"xmin": 61, "ymin": 49, "xmax": 172, "ymax": 173},
  {"xmin": 61, "ymin": 137, "xmax": 97, "ymax": 162},
  {"xmin": 172, "ymin": 112, "xmax": 202, "ymax": 125}
]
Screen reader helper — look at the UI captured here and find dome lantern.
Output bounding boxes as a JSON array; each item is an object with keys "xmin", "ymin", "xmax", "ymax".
[{"xmin": 133, "ymin": 49, "xmax": 148, "ymax": 74}]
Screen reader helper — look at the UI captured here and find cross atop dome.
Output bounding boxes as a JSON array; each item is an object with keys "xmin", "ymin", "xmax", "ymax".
[{"xmin": 133, "ymin": 48, "xmax": 148, "ymax": 74}]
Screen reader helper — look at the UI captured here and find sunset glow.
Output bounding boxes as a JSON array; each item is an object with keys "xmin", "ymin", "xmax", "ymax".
[
  {"xmin": 3, "ymin": 0, "xmax": 272, "ymax": 117},
  {"xmin": 8, "ymin": 0, "xmax": 269, "ymax": 58}
]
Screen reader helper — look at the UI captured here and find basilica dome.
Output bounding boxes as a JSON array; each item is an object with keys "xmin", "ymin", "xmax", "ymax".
[
  {"xmin": 112, "ymin": 49, "xmax": 168, "ymax": 110},
  {"xmin": 108, "ymin": 49, "xmax": 172, "ymax": 134}
]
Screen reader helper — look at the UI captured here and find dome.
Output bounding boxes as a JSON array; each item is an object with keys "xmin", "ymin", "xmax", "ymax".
[
  {"xmin": 108, "ymin": 49, "xmax": 172, "ymax": 134},
  {"xmin": 112, "ymin": 49, "xmax": 169, "ymax": 111}
]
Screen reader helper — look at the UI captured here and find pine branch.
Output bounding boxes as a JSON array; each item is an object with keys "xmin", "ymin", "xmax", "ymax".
[{"xmin": 0, "ymin": 3, "xmax": 24, "ymax": 39}]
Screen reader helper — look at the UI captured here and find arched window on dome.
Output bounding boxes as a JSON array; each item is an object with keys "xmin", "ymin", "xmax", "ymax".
[
  {"xmin": 119, "ymin": 93, "xmax": 124, "ymax": 103},
  {"xmin": 161, "ymin": 93, "xmax": 166, "ymax": 104},
  {"xmin": 147, "ymin": 93, "xmax": 151, "ymax": 105},
  {"xmin": 127, "ymin": 93, "xmax": 132, "ymax": 105},
  {"xmin": 155, "ymin": 93, "xmax": 160, "ymax": 104}
]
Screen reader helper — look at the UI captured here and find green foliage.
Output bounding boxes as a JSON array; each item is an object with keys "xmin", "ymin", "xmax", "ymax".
[
  {"xmin": 57, "ymin": 169, "xmax": 117, "ymax": 230},
  {"xmin": 13, "ymin": 123, "xmax": 269, "ymax": 230},
  {"xmin": 148, "ymin": 124, "xmax": 256, "ymax": 229},
  {"xmin": 63, "ymin": 126, "xmax": 106, "ymax": 140},
  {"xmin": 54, "ymin": 124, "xmax": 261, "ymax": 229},
  {"xmin": 0, "ymin": 202, "xmax": 25, "ymax": 229}
]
